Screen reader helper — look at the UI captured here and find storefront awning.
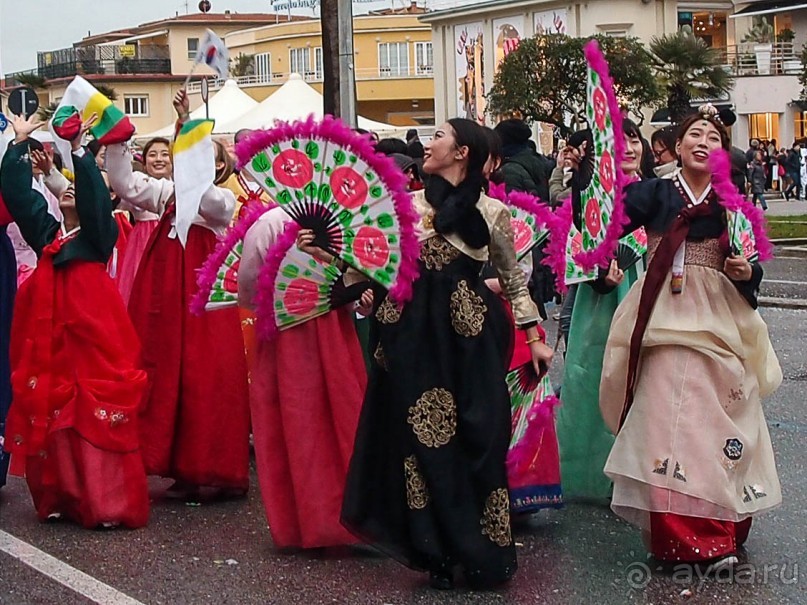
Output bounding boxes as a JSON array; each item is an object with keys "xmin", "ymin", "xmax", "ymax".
[
  {"xmin": 98, "ymin": 29, "xmax": 169, "ymax": 46},
  {"xmin": 730, "ymin": 1, "xmax": 807, "ymax": 18}
]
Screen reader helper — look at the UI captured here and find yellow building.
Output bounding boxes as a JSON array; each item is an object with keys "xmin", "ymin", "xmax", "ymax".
[
  {"xmin": 195, "ymin": 10, "xmax": 435, "ymax": 126},
  {"xmin": 3, "ymin": 12, "xmax": 288, "ymax": 134}
]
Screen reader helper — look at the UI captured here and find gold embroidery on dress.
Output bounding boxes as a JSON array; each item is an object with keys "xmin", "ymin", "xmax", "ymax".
[
  {"xmin": 422, "ymin": 211, "xmax": 435, "ymax": 230},
  {"xmin": 480, "ymin": 488, "xmax": 512, "ymax": 547},
  {"xmin": 647, "ymin": 233, "xmax": 724, "ymax": 271},
  {"xmin": 376, "ymin": 297, "xmax": 402, "ymax": 324},
  {"xmin": 450, "ymin": 280, "xmax": 486, "ymax": 337},
  {"xmin": 407, "ymin": 387, "xmax": 457, "ymax": 448},
  {"xmin": 373, "ymin": 343, "xmax": 389, "ymax": 370},
  {"xmin": 420, "ymin": 236, "xmax": 460, "ymax": 271},
  {"xmin": 404, "ymin": 455, "xmax": 429, "ymax": 510}
]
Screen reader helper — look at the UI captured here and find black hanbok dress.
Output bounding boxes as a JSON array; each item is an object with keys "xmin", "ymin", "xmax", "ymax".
[{"xmin": 341, "ymin": 188, "xmax": 541, "ymax": 588}]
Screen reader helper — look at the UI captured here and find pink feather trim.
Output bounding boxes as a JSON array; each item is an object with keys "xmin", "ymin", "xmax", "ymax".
[
  {"xmin": 541, "ymin": 196, "xmax": 574, "ymax": 294},
  {"xmin": 709, "ymin": 149, "xmax": 774, "ymax": 262},
  {"xmin": 190, "ymin": 201, "xmax": 275, "ymax": 316},
  {"xmin": 254, "ymin": 220, "xmax": 302, "ymax": 341},
  {"xmin": 487, "ymin": 181, "xmax": 555, "ymax": 227},
  {"xmin": 506, "ymin": 394, "xmax": 562, "ymax": 475},
  {"xmin": 574, "ymin": 40, "xmax": 631, "ymax": 272},
  {"xmin": 233, "ymin": 114, "xmax": 420, "ymax": 303}
]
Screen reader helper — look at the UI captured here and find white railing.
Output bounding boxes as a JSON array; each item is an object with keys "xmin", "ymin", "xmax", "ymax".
[
  {"xmin": 186, "ymin": 66, "xmax": 433, "ymax": 92},
  {"xmin": 715, "ymin": 42, "xmax": 802, "ymax": 77}
]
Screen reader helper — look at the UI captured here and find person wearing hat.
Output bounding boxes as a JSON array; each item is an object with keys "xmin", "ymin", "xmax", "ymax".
[{"xmin": 493, "ymin": 119, "xmax": 553, "ymax": 201}]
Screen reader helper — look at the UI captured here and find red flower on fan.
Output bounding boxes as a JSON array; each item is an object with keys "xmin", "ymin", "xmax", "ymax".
[
  {"xmin": 740, "ymin": 230, "xmax": 756, "ymax": 258},
  {"xmin": 354, "ymin": 226, "xmax": 390, "ymax": 268},
  {"xmin": 599, "ymin": 149, "xmax": 614, "ymax": 194},
  {"xmin": 284, "ymin": 277, "xmax": 320, "ymax": 315},
  {"xmin": 570, "ymin": 230, "xmax": 583, "ymax": 256},
  {"xmin": 584, "ymin": 198, "xmax": 601, "ymax": 239},
  {"xmin": 223, "ymin": 259, "xmax": 239, "ymax": 294},
  {"xmin": 633, "ymin": 227, "xmax": 648, "ymax": 248},
  {"xmin": 511, "ymin": 218, "xmax": 533, "ymax": 254},
  {"xmin": 593, "ymin": 88, "xmax": 607, "ymax": 129},
  {"xmin": 273, "ymin": 149, "xmax": 314, "ymax": 189},
  {"xmin": 330, "ymin": 167, "xmax": 369, "ymax": 209}
]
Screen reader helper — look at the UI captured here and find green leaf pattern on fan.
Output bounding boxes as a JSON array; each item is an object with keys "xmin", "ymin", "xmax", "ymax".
[
  {"xmin": 565, "ymin": 223, "xmax": 597, "ymax": 284},
  {"xmin": 246, "ymin": 136, "xmax": 404, "ymax": 289},
  {"xmin": 274, "ymin": 246, "xmax": 342, "ymax": 330},
  {"xmin": 509, "ymin": 206, "xmax": 550, "ymax": 262},
  {"xmin": 726, "ymin": 209, "xmax": 759, "ymax": 262},
  {"xmin": 206, "ymin": 241, "xmax": 242, "ymax": 310},
  {"xmin": 581, "ymin": 65, "xmax": 618, "ymax": 252},
  {"xmin": 507, "ymin": 369, "xmax": 553, "ymax": 450}
]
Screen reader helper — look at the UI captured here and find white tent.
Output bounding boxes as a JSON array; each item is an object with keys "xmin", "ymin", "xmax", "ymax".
[
  {"xmin": 137, "ymin": 79, "xmax": 258, "ymax": 140},
  {"xmin": 217, "ymin": 73, "xmax": 403, "ymax": 136}
]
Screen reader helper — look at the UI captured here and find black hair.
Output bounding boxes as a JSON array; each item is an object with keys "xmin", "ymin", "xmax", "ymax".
[
  {"xmin": 52, "ymin": 152, "xmax": 63, "ymax": 173},
  {"xmin": 375, "ymin": 138, "xmax": 408, "ymax": 156},
  {"xmin": 622, "ymin": 118, "xmax": 641, "ymax": 139},
  {"xmin": 639, "ymin": 138, "xmax": 656, "ymax": 179},
  {"xmin": 87, "ymin": 139, "xmax": 104, "ymax": 157},
  {"xmin": 482, "ymin": 126, "xmax": 503, "ymax": 185},
  {"xmin": 27, "ymin": 138, "xmax": 44, "ymax": 153},
  {"xmin": 425, "ymin": 118, "xmax": 490, "ymax": 249},
  {"xmin": 234, "ymin": 129, "xmax": 252, "ymax": 144},
  {"xmin": 650, "ymin": 126, "xmax": 679, "ymax": 160}
]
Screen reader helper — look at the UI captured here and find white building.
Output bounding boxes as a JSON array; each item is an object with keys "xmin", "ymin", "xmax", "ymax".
[{"xmin": 420, "ymin": 0, "xmax": 807, "ymax": 149}]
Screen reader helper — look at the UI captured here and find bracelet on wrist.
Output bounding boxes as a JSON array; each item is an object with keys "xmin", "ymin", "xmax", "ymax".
[{"xmin": 525, "ymin": 335, "xmax": 543, "ymax": 345}]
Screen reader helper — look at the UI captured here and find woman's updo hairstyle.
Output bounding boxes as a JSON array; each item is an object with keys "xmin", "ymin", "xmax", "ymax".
[{"xmin": 676, "ymin": 104, "xmax": 731, "ymax": 152}]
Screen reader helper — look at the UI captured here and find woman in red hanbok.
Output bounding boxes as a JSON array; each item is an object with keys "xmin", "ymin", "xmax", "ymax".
[
  {"xmin": 106, "ymin": 96, "xmax": 250, "ymax": 499},
  {"xmin": 1, "ymin": 114, "xmax": 148, "ymax": 528},
  {"xmin": 238, "ymin": 207, "xmax": 367, "ymax": 548}
]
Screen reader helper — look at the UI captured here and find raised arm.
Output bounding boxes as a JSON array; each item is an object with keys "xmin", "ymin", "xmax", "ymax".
[
  {"xmin": 0, "ymin": 139, "xmax": 59, "ymax": 255},
  {"xmin": 72, "ymin": 146, "xmax": 117, "ymax": 259},
  {"xmin": 105, "ymin": 143, "xmax": 173, "ymax": 214}
]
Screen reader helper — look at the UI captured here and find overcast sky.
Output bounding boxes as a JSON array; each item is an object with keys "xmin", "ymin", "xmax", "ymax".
[{"xmin": 0, "ymin": 0, "xmax": 402, "ymax": 74}]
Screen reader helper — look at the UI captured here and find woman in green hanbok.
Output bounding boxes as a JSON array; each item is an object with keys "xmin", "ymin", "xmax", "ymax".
[{"xmin": 555, "ymin": 119, "xmax": 649, "ymax": 501}]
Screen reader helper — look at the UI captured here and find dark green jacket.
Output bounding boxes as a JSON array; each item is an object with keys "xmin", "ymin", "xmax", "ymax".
[
  {"xmin": 499, "ymin": 148, "xmax": 554, "ymax": 201},
  {"xmin": 0, "ymin": 140, "xmax": 117, "ymax": 266}
]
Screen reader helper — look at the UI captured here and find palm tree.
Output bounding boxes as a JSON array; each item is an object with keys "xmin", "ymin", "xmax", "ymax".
[
  {"xmin": 231, "ymin": 53, "xmax": 255, "ymax": 78},
  {"xmin": 95, "ymin": 84, "xmax": 118, "ymax": 101},
  {"xmin": 14, "ymin": 72, "xmax": 47, "ymax": 89},
  {"xmin": 37, "ymin": 101, "xmax": 59, "ymax": 122},
  {"xmin": 649, "ymin": 31, "xmax": 733, "ymax": 123}
]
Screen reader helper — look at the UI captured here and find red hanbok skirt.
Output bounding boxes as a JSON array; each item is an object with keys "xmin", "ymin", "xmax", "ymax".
[
  {"xmin": 250, "ymin": 309, "xmax": 366, "ymax": 548},
  {"xmin": 128, "ymin": 217, "xmax": 249, "ymax": 489},
  {"xmin": 107, "ymin": 211, "xmax": 134, "ymax": 284},
  {"xmin": 4, "ymin": 255, "xmax": 149, "ymax": 528},
  {"xmin": 117, "ymin": 219, "xmax": 158, "ymax": 306}
]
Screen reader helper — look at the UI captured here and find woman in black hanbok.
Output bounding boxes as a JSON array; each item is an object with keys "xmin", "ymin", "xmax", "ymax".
[{"xmin": 339, "ymin": 118, "xmax": 553, "ymax": 590}]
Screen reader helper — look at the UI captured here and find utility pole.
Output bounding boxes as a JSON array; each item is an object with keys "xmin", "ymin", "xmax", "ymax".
[
  {"xmin": 321, "ymin": 0, "xmax": 340, "ymax": 116},
  {"xmin": 321, "ymin": 0, "xmax": 357, "ymax": 126},
  {"xmin": 337, "ymin": 0, "xmax": 357, "ymax": 127}
]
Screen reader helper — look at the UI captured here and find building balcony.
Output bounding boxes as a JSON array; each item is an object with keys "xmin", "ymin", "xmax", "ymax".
[
  {"xmin": 3, "ymin": 44, "xmax": 173, "ymax": 86},
  {"xmin": 717, "ymin": 42, "xmax": 802, "ymax": 77}
]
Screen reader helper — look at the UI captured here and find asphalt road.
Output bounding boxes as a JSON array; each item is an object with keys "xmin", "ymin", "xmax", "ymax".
[{"xmin": 1, "ymin": 272, "xmax": 806, "ymax": 605}]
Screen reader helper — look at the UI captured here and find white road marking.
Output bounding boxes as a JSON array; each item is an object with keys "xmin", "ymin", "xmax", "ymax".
[
  {"xmin": 765, "ymin": 279, "xmax": 807, "ymax": 285},
  {"xmin": 0, "ymin": 530, "xmax": 146, "ymax": 605}
]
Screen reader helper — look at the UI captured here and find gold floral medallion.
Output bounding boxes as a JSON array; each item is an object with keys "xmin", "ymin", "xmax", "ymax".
[
  {"xmin": 407, "ymin": 387, "xmax": 457, "ymax": 448},
  {"xmin": 449, "ymin": 280, "xmax": 486, "ymax": 337},
  {"xmin": 480, "ymin": 488, "xmax": 512, "ymax": 547}
]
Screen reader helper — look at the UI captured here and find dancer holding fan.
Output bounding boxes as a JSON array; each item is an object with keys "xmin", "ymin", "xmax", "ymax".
[
  {"xmin": 233, "ymin": 116, "xmax": 415, "ymax": 549},
  {"xmin": 555, "ymin": 118, "xmax": 648, "ymax": 502},
  {"xmin": 339, "ymin": 119, "xmax": 552, "ymax": 590},
  {"xmin": 578, "ymin": 106, "xmax": 782, "ymax": 571}
]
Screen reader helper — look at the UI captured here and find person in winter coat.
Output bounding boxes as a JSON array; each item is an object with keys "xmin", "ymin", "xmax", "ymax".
[
  {"xmin": 748, "ymin": 151, "xmax": 768, "ymax": 210},
  {"xmin": 494, "ymin": 119, "xmax": 554, "ymax": 201}
]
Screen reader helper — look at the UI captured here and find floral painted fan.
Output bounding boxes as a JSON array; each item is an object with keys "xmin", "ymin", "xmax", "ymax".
[
  {"xmin": 191, "ymin": 203, "xmax": 274, "ymax": 315},
  {"xmin": 616, "ymin": 227, "xmax": 648, "ymax": 271},
  {"xmin": 565, "ymin": 223, "xmax": 597, "ymax": 285},
  {"xmin": 506, "ymin": 362, "xmax": 561, "ymax": 477},
  {"xmin": 708, "ymin": 149, "xmax": 774, "ymax": 264},
  {"xmin": 574, "ymin": 40, "xmax": 629, "ymax": 271},
  {"xmin": 488, "ymin": 183, "xmax": 552, "ymax": 261},
  {"xmin": 256, "ymin": 221, "xmax": 371, "ymax": 338},
  {"xmin": 236, "ymin": 115, "xmax": 419, "ymax": 302}
]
